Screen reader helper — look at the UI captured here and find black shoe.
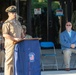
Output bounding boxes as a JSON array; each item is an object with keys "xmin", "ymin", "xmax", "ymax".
[{"xmin": 65, "ymin": 68, "xmax": 70, "ymax": 71}]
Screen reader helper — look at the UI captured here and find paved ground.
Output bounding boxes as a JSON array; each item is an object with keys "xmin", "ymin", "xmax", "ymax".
[
  {"xmin": 41, "ymin": 70, "xmax": 76, "ymax": 75},
  {"xmin": 41, "ymin": 49, "xmax": 76, "ymax": 70},
  {"xmin": 0, "ymin": 70, "xmax": 76, "ymax": 75},
  {"xmin": 0, "ymin": 49, "xmax": 76, "ymax": 75},
  {"xmin": 0, "ymin": 73, "xmax": 3, "ymax": 75}
]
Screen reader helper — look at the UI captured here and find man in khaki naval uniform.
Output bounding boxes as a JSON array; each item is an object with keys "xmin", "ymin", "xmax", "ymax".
[{"xmin": 2, "ymin": 5, "xmax": 24, "ymax": 75}]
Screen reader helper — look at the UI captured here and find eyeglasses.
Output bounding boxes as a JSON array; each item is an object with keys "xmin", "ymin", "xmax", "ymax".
[{"xmin": 66, "ymin": 25, "xmax": 72, "ymax": 26}]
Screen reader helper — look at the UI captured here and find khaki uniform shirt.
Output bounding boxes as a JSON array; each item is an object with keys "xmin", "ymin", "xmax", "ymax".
[{"xmin": 2, "ymin": 19, "xmax": 22, "ymax": 49}]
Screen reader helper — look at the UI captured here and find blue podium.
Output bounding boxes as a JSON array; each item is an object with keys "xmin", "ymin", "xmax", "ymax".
[{"xmin": 14, "ymin": 39, "xmax": 41, "ymax": 75}]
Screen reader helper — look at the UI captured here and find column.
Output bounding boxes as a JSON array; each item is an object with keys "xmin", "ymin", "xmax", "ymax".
[
  {"xmin": 47, "ymin": 0, "xmax": 52, "ymax": 41},
  {"xmin": 27, "ymin": 0, "xmax": 32, "ymax": 35}
]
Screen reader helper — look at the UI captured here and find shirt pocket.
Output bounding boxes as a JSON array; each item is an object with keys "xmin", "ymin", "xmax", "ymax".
[{"xmin": 10, "ymin": 26, "xmax": 15, "ymax": 34}]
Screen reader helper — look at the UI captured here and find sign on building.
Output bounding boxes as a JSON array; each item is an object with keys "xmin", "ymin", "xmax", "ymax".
[
  {"xmin": 56, "ymin": 8, "xmax": 63, "ymax": 16},
  {"xmin": 34, "ymin": 8, "xmax": 41, "ymax": 15}
]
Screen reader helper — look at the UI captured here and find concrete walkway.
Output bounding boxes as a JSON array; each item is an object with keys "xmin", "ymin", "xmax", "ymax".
[
  {"xmin": 0, "ymin": 70, "xmax": 76, "ymax": 75},
  {"xmin": 41, "ymin": 70, "xmax": 76, "ymax": 75}
]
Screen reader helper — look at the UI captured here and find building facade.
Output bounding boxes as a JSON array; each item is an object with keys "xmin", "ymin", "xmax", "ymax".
[{"xmin": 0, "ymin": 0, "xmax": 76, "ymax": 47}]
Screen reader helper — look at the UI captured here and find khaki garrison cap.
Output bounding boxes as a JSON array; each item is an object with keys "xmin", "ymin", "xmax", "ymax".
[{"xmin": 5, "ymin": 5, "xmax": 17, "ymax": 12}]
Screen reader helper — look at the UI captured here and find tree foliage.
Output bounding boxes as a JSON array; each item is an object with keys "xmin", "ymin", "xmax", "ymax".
[
  {"xmin": 51, "ymin": 1, "xmax": 60, "ymax": 11},
  {"xmin": 31, "ymin": 0, "xmax": 60, "ymax": 15}
]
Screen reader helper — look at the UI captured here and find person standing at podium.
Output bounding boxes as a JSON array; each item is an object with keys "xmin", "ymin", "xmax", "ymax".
[
  {"xmin": 2, "ymin": 5, "xmax": 24, "ymax": 75},
  {"xmin": 22, "ymin": 25, "xmax": 32, "ymax": 39}
]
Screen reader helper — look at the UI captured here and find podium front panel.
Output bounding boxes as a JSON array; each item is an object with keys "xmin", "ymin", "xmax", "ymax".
[{"xmin": 14, "ymin": 40, "xmax": 41, "ymax": 75}]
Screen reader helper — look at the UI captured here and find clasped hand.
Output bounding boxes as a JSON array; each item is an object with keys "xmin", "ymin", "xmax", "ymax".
[{"xmin": 71, "ymin": 44, "xmax": 76, "ymax": 48}]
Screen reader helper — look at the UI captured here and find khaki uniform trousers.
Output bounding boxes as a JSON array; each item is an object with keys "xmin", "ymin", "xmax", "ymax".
[
  {"xmin": 63, "ymin": 49, "xmax": 76, "ymax": 68},
  {"xmin": 0, "ymin": 50, "xmax": 5, "ymax": 68},
  {"xmin": 4, "ymin": 44, "xmax": 14, "ymax": 75}
]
